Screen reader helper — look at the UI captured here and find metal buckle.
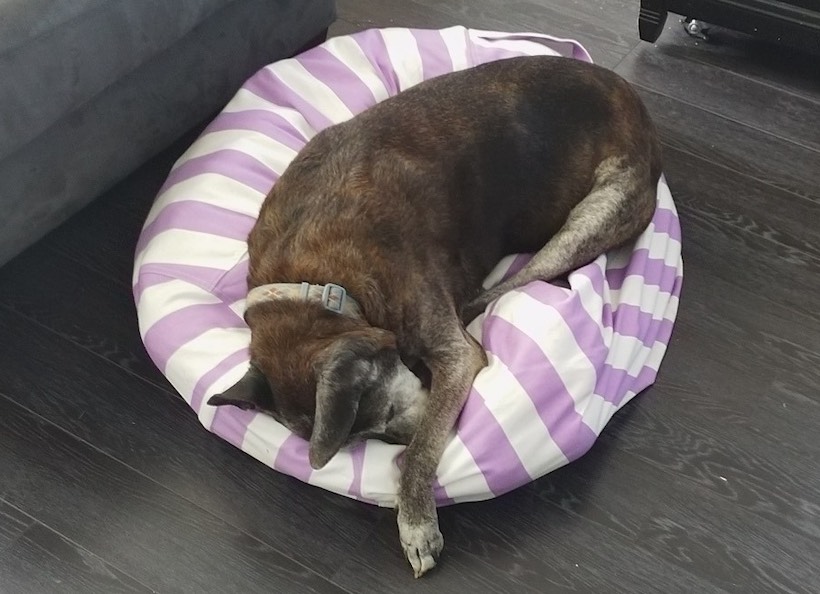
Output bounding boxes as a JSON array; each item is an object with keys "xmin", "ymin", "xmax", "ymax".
[{"xmin": 321, "ymin": 283, "xmax": 347, "ymax": 314}]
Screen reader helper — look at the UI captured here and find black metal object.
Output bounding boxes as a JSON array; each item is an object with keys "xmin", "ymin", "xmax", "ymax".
[
  {"xmin": 639, "ymin": 0, "xmax": 669, "ymax": 42},
  {"xmin": 638, "ymin": 0, "xmax": 820, "ymax": 52}
]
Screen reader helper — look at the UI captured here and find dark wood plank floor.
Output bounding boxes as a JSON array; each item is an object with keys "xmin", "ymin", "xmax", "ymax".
[{"xmin": 2, "ymin": 1, "xmax": 819, "ymax": 592}]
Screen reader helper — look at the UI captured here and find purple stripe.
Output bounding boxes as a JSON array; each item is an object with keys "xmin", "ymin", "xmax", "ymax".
[
  {"xmin": 572, "ymin": 260, "xmax": 606, "ymax": 302},
  {"xmin": 455, "ymin": 386, "xmax": 531, "ymax": 496},
  {"xmin": 134, "ymin": 263, "xmax": 232, "ymax": 303},
  {"xmin": 352, "ymin": 29, "xmax": 399, "ymax": 96},
  {"xmin": 274, "ymin": 433, "xmax": 313, "ymax": 482},
  {"xmin": 143, "ymin": 303, "xmax": 245, "ymax": 371},
  {"xmin": 212, "ymin": 261, "xmax": 250, "ymax": 301},
  {"xmin": 611, "ymin": 304, "xmax": 676, "ymax": 348},
  {"xmin": 347, "ymin": 442, "xmax": 366, "ymax": 499},
  {"xmin": 410, "ymin": 29, "xmax": 455, "ymax": 80},
  {"xmin": 606, "ymin": 250, "xmax": 681, "ymax": 291},
  {"xmin": 481, "ymin": 315, "xmax": 599, "ymax": 461},
  {"xmin": 500, "ymin": 253, "xmax": 533, "ymax": 284},
  {"xmin": 244, "ymin": 68, "xmax": 334, "ymax": 132},
  {"xmin": 296, "ymin": 47, "xmax": 379, "ymax": 114},
  {"xmin": 470, "ymin": 43, "xmax": 527, "ymax": 65},
  {"xmin": 210, "ymin": 406, "xmax": 256, "ymax": 449},
  {"xmin": 595, "ymin": 364, "xmax": 660, "ymax": 406},
  {"xmin": 572, "ymin": 41, "xmax": 593, "ymax": 62},
  {"xmin": 347, "ymin": 442, "xmax": 378, "ymax": 505},
  {"xmin": 136, "ymin": 201, "xmax": 254, "ymax": 256},
  {"xmin": 601, "ymin": 303, "xmax": 614, "ymax": 329},
  {"xmin": 652, "ymin": 208, "xmax": 681, "ymax": 242},
  {"xmin": 204, "ymin": 109, "xmax": 308, "ymax": 150},
  {"xmin": 433, "ymin": 477, "xmax": 455, "ymax": 506},
  {"xmin": 190, "ymin": 348, "xmax": 250, "ymax": 411},
  {"xmin": 158, "ymin": 149, "xmax": 278, "ymax": 197}
]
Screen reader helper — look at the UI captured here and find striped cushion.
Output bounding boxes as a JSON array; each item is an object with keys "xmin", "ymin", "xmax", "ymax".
[{"xmin": 133, "ymin": 27, "xmax": 683, "ymax": 507}]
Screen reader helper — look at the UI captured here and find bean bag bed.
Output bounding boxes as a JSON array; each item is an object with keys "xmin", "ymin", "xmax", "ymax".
[{"xmin": 133, "ymin": 26, "xmax": 683, "ymax": 507}]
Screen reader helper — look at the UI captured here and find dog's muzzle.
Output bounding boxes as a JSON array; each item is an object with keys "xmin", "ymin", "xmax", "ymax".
[{"xmin": 245, "ymin": 282, "xmax": 364, "ymax": 319}]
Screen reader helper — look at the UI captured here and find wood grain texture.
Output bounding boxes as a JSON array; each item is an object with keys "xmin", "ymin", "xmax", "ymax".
[
  {"xmin": 0, "ymin": 500, "xmax": 32, "ymax": 553},
  {"xmin": 616, "ymin": 43, "xmax": 820, "ymax": 151},
  {"xmin": 335, "ymin": 0, "xmax": 639, "ymax": 68},
  {"xmin": 0, "ymin": 522, "xmax": 153, "ymax": 594},
  {"xmin": 330, "ymin": 483, "xmax": 730, "ymax": 594},
  {"xmin": 638, "ymin": 87, "xmax": 820, "ymax": 204},
  {"xmin": 653, "ymin": 21, "xmax": 820, "ymax": 102},
  {"xmin": 0, "ymin": 395, "xmax": 347, "ymax": 594}
]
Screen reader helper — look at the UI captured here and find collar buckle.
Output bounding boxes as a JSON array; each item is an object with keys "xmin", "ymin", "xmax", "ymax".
[{"xmin": 320, "ymin": 283, "xmax": 347, "ymax": 314}]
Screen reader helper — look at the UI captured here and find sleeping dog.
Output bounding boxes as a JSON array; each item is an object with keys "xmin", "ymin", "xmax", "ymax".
[{"xmin": 208, "ymin": 55, "xmax": 661, "ymax": 577}]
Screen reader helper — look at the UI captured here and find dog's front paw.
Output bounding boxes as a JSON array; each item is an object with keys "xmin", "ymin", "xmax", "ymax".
[{"xmin": 397, "ymin": 508, "xmax": 443, "ymax": 578}]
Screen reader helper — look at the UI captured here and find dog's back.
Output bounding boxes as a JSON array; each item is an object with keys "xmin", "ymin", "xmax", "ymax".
[{"xmin": 249, "ymin": 56, "xmax": 660, "ymax": 315}]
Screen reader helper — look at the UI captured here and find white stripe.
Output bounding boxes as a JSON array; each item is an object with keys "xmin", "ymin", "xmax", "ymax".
[
  {"xmin": 571, "ymin": 259, "xmax": 613, "ymax": 345},
  {"xmin": 380, "ymin": 28, "xmax": 425, "ymax": 90},
  {"xmin": 170, "ymin": 129, "xmax": 298, "ymax": 176},
  {"xmin": 633, "ymin": 229, "xmax": 683, "ymax": 265},
  {"xmin": 470, "ymin": 29, "xmax": 586, "ymax": 61},
  {"xmin": 437, "ymin": 434, "xmax": 493, "ymax": 504},
  {"xmin": 305, "ymin": 449, "xmax": 358, "ymax": 498},
  {"xmin": 491, "ymin": 291, "xmax": 618, "ymax": 430},
  {"xmin": 143, "ymin": 174, "xmax": 264, "ymax": 228},
  {"xmin": 471, "ymin": 36, "xmax": 560, "ymax": 57},
  {"xmin": 198, "ymin": 361, "xmax": 251, "ymax": 429},
  {"xmin": 135, "ymin": 230, "xmax": 247, "ymax": 271},
  {"xmin": 322, "ymin": 35, "xmax": 391, "ymax": 103},
  {"xmin": 136, "ymin": 280, "xmax": 222, "ymax": 335},
  {"xmin": 609, "ymin": 278, "xmax": 681, "ymax": 316},
  {"xmin": 657, "ymin": 177, "xmax": 675, "ymax": 209},
  {"xmin": 240, "ymin": 412, "xmax": 294, "ymax": 462},
  {"xmin": 267, "ymin": 59, "xmax": 355, "ymax": 124},
  {"xmin": 494, "ymin": 291, "xmax": 601, "ymax": 401},
  {"xmin": 606, "ymin": 334, "xmax": 653, "ymax": 373},
  {"xmin": 611, "ymin": 284, "xmax": 681, "ymax": 325},
  {"xmin": 440, "ymin": 26, "xmax": 472, "ymax": 71},
  {"xmin": 358, "ymin": 441, "xmax": 403, "ymax": 505},
  {"xmin": 473, "ymin": 355, "xmax": 568, "ymax": 479},
  {"xmin": 163, "ymin": 326, "xmax": 251, "ymax": 402},
  {"xmin": 587, "ymin": 341, "xmax": 671, "ymax": 432}
]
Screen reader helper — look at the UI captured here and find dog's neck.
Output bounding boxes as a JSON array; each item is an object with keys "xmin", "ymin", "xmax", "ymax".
[{"xmin": 245, "ymin": 282, "xmax": 364, "ymax": 319}]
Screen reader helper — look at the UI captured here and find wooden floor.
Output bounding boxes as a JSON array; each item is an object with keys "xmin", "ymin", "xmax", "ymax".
[{"xmin": 2, "ymin": 1, "xmax": 819, "ymax": 592}]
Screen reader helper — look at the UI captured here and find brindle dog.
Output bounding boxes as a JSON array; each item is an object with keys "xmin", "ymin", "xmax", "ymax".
[{"xmin": 208, "ymin": 55, "xmax": 661, "ymax": 577}]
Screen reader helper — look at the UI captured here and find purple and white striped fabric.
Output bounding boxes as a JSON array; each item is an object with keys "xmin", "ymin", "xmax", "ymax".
[{"xmin": 133, "ymin": 27, "xmax": 683, "ymax": 507}]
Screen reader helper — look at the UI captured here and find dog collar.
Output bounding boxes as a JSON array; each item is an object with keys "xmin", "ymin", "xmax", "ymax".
[{"xmin": 245, "ymin": 282, "xmax": 363, "ymax": 319}]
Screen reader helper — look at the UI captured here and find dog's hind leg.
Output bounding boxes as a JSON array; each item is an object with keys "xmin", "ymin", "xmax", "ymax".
[
  {"xmin": 396, "ymin": 314, "xmax": 487, "ymax": 577},
  {"xmin": 462, "ymin": 157, "xmax": 657, "ymax": 322}
]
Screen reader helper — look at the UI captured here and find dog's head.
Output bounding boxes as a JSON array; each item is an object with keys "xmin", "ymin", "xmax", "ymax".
[{"xmin": 207, "ymin": 300, "xmax": 427, "ymax": 468}]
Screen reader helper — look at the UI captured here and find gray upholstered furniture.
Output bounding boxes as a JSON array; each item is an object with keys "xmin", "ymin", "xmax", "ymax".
[{"xmin": 0, "ymin": 0, "xmax": 336, "ymax": 266}]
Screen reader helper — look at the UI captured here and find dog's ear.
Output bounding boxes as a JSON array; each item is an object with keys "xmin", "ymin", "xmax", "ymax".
[
  {"xmin": 207, "ymin": 364, "xmax": 273, "ymax": 411},
  {"xmin": 309, "ymin": 339, "xmax": 381, "ymax": 469}
]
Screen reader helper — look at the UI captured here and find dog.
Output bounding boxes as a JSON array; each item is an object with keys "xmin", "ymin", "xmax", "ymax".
[{"xmin": 207, "ymin": 55, "xmax": 661, "ymax": 577}]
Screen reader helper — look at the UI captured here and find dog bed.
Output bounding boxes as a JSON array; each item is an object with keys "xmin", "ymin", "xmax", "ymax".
[{"xmin": 133, "ymin": 26, "xmax": 683, "ymax": 507}]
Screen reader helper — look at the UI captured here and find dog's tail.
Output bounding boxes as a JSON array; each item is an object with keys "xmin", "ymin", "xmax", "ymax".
[{"xmin": 461, "ymin": 155, "xmax": 658, "ymax": 323}]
